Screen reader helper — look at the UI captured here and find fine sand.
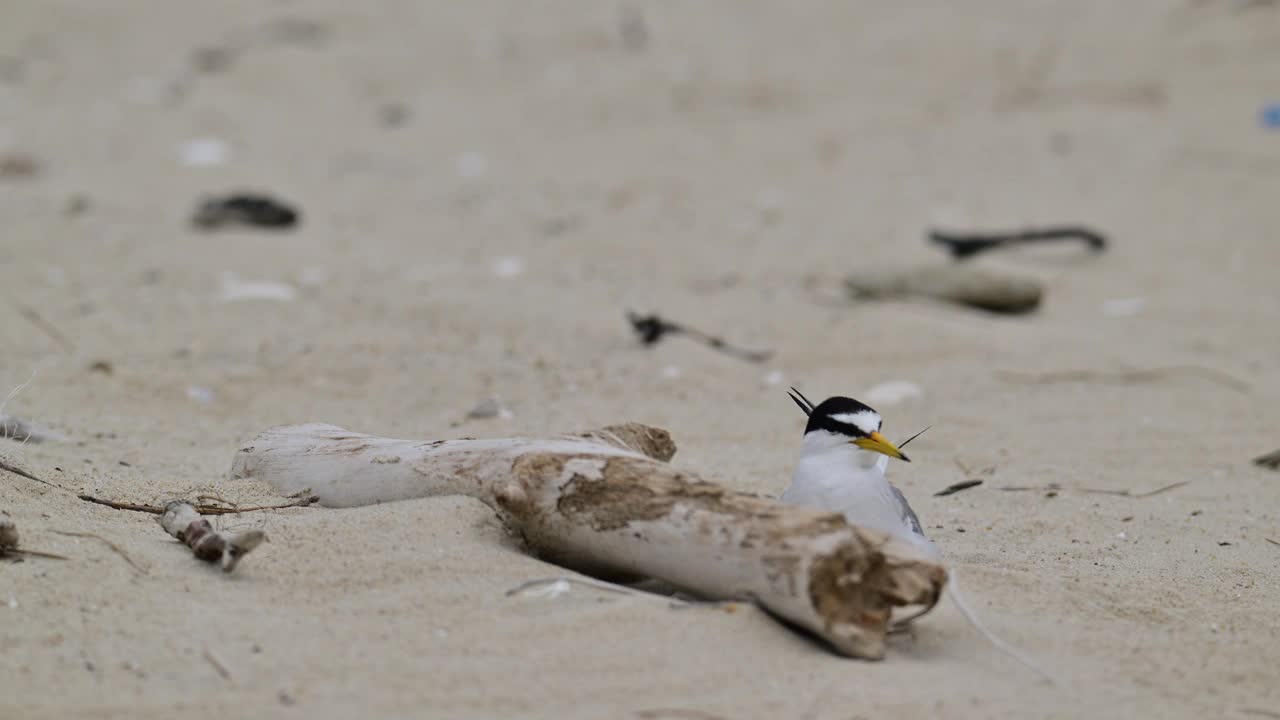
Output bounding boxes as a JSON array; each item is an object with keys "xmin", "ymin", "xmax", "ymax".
[{"xmin": 2, "ymin": 2, "xmax": 1279, "ymax": 718}]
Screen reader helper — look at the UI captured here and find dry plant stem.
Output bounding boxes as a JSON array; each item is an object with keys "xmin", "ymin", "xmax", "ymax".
[
  {"xmin": 202, "ymin": 648, "xmax": 232, "ymax": 680},
  {"xmin": 50, "ymin": 531, "xmax": 147, "ymax": 574},
  {"xmin": 231, "ymin": 423, "xmax": 948, "ymax": 659},
  {"xmin": 996, "ymin": 480, "xmax": 1188, "ymax": 497},
  {"xmin": 158, "ymin": 501, "xmax": 266, "ymax": 572},
  {"xmin": 79, "ymin": 493, "xmax": 316, "ymax": 515},
  {"xmin": 1, "ymin": 458, "xmax": 60, "ymax": 489},
  {"xmin": 0, "ymin": 516, "xmax": 68, "ymax": 560},
  {"xmin": 8, "ymin": 299, "xmax": 75, "ymax": 353},
  {"xmin": 997, "ymin": 366, "xmax": 1249, "ymax": 393}
]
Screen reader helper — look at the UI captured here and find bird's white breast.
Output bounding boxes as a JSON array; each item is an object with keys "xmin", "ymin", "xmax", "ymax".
[{"xmin": 781, "ymin": 442, "xmax": 938, "ymax": 558}]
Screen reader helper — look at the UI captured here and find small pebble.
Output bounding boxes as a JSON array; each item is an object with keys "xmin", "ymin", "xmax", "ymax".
[
  {"xmin": 180, "ymin": 138, "xmax": 228, "ymax": 167},
  {"xmin": 466, "ymin": 397, "xmax": 512, "ymax": 420},
  {"xmin": 193, "ymin": 193, "xmax": 299, "ymax": 230},
  {"xmin": 761, "ymin": 370, "xmax": 785, "ymax": 386},
  {"xmin": 217, "ymin": 274, "xmax": 298, "ymax": 303},
  {"xmin": 455, "ymin": 151, "xmax": 488, "ymax": 179},
  {"xmin": 661, "ymin": 365, "xmax": 682, "ymax": 379},
  {"xmin": 1102, "ymin": 297, "xmax": 1145, "ymax": 317},
  {"xmin": 490, "ymin": 256, "xmax": 525, "ymax": 278},
  {"xmin": 186, "ymin": 386, "xmax": 216, "ymax": 405},
  {"xmin": 297, "ymin": 266, "xmax": 329, "ymax": 287},
  {"xmin": 0, "ymin": 152, "xmax": 40, "ymax": 179}
]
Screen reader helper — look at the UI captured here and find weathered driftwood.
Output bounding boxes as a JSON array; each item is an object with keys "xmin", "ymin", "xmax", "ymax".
[
  {"xmin": 846, "ymin": 264, "xmax": 1042, "ymax": 315},
  {"xmin": 158, "ymin": 501, "xmax": 265, "ymax": 572},
  {"xmin": 0, "ymin": 515, "xmax": 17, "ymax": 552},
  {"xmin": 230, "ymin": 423, "xmax": 947, "ymax": 659}
]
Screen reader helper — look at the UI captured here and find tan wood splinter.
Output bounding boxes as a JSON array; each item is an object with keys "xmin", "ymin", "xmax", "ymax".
[{"xmin": 230, "ymin": 422, "xmax": 947, "ymax": 659}]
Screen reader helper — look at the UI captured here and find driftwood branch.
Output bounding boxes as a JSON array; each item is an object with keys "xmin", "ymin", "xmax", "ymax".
[
  {"xmin": 158, "ymin": 501, "xmax": 266, "ymax": 572},
  {"xmin": 845, "ymin": 265, "xmax": 1043, "ymax": 315},
  {"xmin": 230, "ymin": 423, "xmax": 948, "ymax": 659}
]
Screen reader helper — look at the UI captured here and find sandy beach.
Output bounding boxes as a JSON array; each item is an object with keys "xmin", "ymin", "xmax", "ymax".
[{"xmin": 2, "ymin": 1, "xmax": 1279, "ymax": 717}]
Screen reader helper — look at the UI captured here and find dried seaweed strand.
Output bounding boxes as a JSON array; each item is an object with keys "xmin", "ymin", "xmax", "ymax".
[
  {"xmin": 50, "ymin": 530, "xmax": 147, "ymax": 574},
  {"xmin": 7, "ymin": 298, "xmax": 75, "ymax": 352}
]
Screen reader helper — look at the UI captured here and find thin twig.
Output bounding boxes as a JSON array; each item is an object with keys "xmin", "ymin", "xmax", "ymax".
[
  {"xmin": 51, "ymin": 531, "xmax": 147, "ymax": 574},
  {"xmin": 626, "ymin": 311, "xmax": 773, "ymax": 363},
  {"xmin": 996, "ymin": 481, "xmax": 1188, "ymax": 498},
  {"xmin": 0, "ymin": 458, "xmax": 62, "ymax": 490},
  {"xmin": 1078, "ymin": 480, "xmax": 1191, "ymax": 498},
  {"xmin": 202, "ymin": 648, "xmax": 232, "ymax": 681},
  {"xmin": 1265, "ymin": 538, "xmax": 1280, "ymax": 547},
  {"xmin": 6, "ymin": 547, "xmax": 69, "ymax": 560},
  {"xmin": 78, "ymin": 493, "xmax": 317, "ymax": 515},
  {"xmin": 8, "ymin": 298, "xmax": 75, "ymax": 352},
  {"xmin": 76, "ymin": 495, "xmax": 158, "ymax": 513},
  {"xmin": 997, "ymin": 366, "xmax": 1249, "ymax": 393},
  {"xmin": 1131, "ymin": 480, "xmax": 1191, "ymax": 498},
  {"xmin": 934, "ymin": 480, "xmax": 983, "ymax": 497}
]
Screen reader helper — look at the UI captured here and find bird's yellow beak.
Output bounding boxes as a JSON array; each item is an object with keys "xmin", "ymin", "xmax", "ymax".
[{"xmin": 852, "ymin": 431, "xmax": 911, "ymax": 462}]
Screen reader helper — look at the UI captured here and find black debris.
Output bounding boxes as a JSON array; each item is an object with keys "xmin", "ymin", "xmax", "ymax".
[
  {"xmin": 193, "ymin": 193, "xmax": 300, "ymax": 230},
  {"xmin": 929, "ymin": 226, "xmax": 1106, "ymax": 261},
  {"xmin": 1254, "ymin": 448, "xmax": 1280, "ymax": 470},
  {"xmin": 626, "ymin": 311, "xmax": 772, "ymax": 364},
  {"xmin": 934, "ymin": 479, "xmax": 983, "ymax": 497}
]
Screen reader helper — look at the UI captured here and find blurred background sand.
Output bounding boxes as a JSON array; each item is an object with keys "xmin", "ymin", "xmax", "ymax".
[{"xmin": 1, "ymin": 1, "xmax": 1279, "ymax": 717}]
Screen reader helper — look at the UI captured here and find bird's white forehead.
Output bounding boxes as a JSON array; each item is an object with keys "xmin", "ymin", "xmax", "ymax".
[{"xmin": 829, "ymin": 410, "xmax": 881, "ymax": 435}]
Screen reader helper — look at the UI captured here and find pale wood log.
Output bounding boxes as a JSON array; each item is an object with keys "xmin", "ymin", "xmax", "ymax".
[{"xmin": 230, "ymin": 422, "xmax": 947, "ymax": 659}]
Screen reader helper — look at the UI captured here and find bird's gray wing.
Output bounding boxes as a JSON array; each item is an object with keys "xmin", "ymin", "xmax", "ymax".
[{"xmin": 890, "ymin": 484, "xmax": 926, "ymax": 538}]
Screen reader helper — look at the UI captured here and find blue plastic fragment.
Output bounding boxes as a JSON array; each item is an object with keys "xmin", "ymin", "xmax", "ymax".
[{"xmin": 1262, "ymin": 103, "xmax": 1280, "ymax": 129}]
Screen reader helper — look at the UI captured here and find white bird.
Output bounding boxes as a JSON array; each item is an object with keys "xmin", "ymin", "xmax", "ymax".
[
  {"xmin": 779, "ymin": 387, "xmax": 1054, "ymax": 683},
  {"xmin": 780, "ymin": 388, "xmax": 938, "ymax": 559}
]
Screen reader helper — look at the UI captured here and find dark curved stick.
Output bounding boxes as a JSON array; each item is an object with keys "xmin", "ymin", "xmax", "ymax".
[
  {"xmin": 929, "ymin": 227, "xmax": 1107, "ymax": 260},
  {"xmin": 626, "ymin": 311, "xmax": 773, "ymax": 363}
]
